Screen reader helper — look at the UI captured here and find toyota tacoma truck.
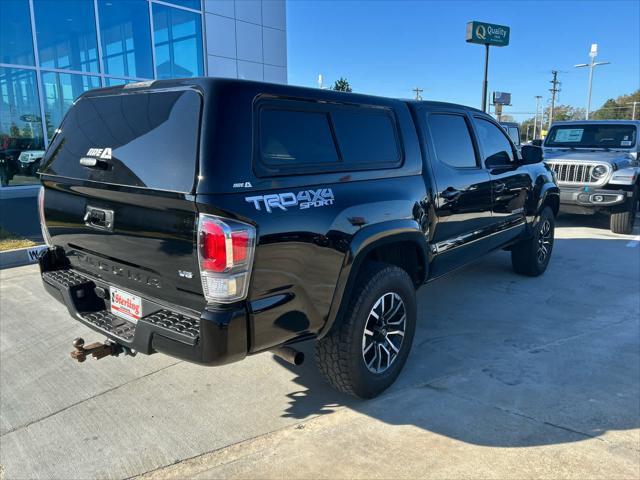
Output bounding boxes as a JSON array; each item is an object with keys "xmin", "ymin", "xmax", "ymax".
[
  {"xmin": 38, "ymin": 78, "xmax": 558, "ymax": 398},
  {"xmin": 544, "ymin": 120, "xmax": 639, "ymax": 234}
]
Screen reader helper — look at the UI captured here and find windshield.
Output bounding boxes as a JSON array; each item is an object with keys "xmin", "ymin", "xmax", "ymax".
[{"xmin": 545, "ymin": 124, "xmax": 637, "ymax": 149}]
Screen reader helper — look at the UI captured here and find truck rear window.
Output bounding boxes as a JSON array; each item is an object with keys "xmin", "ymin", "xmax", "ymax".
[
  {"xmin": 255, "ymin": 100, "xmax": 401, "ymax": 176},
  {"xmin": 40, "ymin": 89, "xmax": 201, "ymax": 192}
]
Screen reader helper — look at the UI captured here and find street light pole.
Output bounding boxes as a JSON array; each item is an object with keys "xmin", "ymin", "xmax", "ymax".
[
  {"xmin": 533, "ymin": 95, "xmax": 542, "ymax": 139},
  {"xmin": 575, "ymin": 44, "xmax": 610, "ymax": 120}
]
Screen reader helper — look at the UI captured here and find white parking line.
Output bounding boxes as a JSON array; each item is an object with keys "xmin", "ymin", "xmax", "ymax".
[{"xmin": 625, "ymin": 233, "xmax": 640, "ymax": 247}]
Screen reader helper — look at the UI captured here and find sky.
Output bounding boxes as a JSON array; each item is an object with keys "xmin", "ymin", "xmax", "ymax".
[{"xmin": 286, "ymin": 0, "xmax": 640, "ymax": 121}]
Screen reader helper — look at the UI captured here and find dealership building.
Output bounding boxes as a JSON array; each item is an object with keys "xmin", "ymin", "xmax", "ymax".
[{"xmin": 0, "ymin": 0, "xmax": 287, "ymax": 190}]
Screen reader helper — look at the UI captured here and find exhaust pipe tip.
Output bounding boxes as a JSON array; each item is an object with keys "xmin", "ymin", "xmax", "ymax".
[{"xmin": 272, "ymin": 346, "xmax": 305, "ymax": 366}]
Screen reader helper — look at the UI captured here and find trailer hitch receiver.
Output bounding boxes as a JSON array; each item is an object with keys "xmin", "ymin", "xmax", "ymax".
[{"xmin": 70, "ymin": 337, "xmax": 130, "ymax": 362}]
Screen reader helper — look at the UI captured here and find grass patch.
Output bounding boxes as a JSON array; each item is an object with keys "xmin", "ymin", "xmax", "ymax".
[{"xmin": 0, "ymin": 227, "xmax": 37, "ymax": 251}]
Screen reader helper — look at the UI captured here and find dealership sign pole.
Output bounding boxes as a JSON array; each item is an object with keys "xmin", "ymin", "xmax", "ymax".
[{"xmin": 466, "ymin": 21, "xmax": 510, "ymax": 112}]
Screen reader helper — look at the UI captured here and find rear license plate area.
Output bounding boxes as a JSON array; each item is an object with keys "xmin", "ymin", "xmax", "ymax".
[{"xmin": 109, "ymin": 287, "xmax": 142, "ymax": 323}]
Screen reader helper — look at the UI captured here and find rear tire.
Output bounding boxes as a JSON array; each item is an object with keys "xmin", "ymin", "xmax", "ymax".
[
  {"xmin": 315, "ymin": 262, "xmax": 416, "ymax": 399},
  {"xmin": 511, "ymin": 206, "xmax": 555, "ymax": 277},
  {"xmin": 610, "ymin": 187, "xmax": 638, "ymax": 235}
]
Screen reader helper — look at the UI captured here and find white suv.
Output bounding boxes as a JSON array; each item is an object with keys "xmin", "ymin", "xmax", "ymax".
[{"xmin": 18, "ymin": 150, "xmax": 45, "ymax": 176}]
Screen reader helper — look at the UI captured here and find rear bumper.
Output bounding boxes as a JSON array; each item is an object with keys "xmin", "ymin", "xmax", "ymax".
[
  {"xmin": 39, "ymin": 249, "xmax": 247, "ymax": 366},
  {"xmin": 558, "ymin": 186, "xmax": 630, "ymax": 211}
]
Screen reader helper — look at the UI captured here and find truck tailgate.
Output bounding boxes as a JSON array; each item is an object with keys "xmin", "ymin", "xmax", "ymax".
[{"xmin": 39, "ymin": 87, "xmax": 205, "ymax": 313}]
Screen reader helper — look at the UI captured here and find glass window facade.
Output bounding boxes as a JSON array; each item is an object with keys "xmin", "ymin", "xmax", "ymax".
[
  {"xmin": 0, "ymin": 67, "xmax": 45, "ymax": 186},
  {"xmin": 0, "ymin": 0, "xmax": 206, "ymax": 187},
  {"xmin": 34, "ymin": 0, "xmax": 100, "ymax": 73},
  {"xmin": 98, "ymin": 0, "xmax": 153, "ymax": 79},
  {"xmin": 163, "ymin": 0, "xmax": 201, "ymax": 10},
  {"xmin": 153, "ymin": 4, "xmax": 203, "ymax": 79},
  {"xmin": 0, "ymin": 0, "xmax": 35, "ymax": 66}
]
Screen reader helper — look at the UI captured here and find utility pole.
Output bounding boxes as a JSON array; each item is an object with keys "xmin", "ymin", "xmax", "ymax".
[
  {"xmin": 526, "ymin": 123, "xmax": 531, "ymax": 143},
  {"xmin": 548, "ymin": 70, "xmax": 560, "ymax": 129},
  {"xmin": 627, "ymin": 101, "xmax": 639, "ymax": 120},
  {"xmin": 575, "ymin": 44, "xmax": 610, "ymax": 119},
  {"xmin": 533, "ymin": 95, "xmax": 542, "ymax": 139},
  {"xmin": 413, "ymin": 87, "xmax": 424, "ymax": 101}
]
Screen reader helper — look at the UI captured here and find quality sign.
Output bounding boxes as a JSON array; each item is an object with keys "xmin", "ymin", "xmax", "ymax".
[{"xmin": 466, "ymin": 21, "xmax": 510, "ymax": 47}]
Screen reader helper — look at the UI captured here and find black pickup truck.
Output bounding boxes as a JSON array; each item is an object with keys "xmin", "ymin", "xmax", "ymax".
[{"xmin": 38, "ymin": 78, "xmax": 558, "ymax": 398}]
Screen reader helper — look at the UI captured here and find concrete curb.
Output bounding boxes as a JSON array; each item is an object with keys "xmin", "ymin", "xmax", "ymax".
[{"xmin": 0, "ymin": 245, "xmax": 46, "ymax": 270}]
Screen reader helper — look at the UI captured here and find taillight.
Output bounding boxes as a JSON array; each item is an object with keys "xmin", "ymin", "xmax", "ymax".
[
  {"xmin": 197, "ymin": 214, "xmax": 256, "ymax": 303},
  {"xmin": 38, "ymin": 187, "xmax": 52, "ymax": 246}
]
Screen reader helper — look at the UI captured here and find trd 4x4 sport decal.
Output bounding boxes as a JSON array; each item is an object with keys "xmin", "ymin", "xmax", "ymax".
[{"xmin": 245, "ymin": 188, "xmax": 334, "ymax": 213}]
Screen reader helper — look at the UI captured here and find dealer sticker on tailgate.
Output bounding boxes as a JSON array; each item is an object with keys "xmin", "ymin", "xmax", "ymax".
[{"xmin": 110, "ymin": 287, "xmax": 142, "ymax": 323}]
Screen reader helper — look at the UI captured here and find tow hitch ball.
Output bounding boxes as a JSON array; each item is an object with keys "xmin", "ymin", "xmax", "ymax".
[{"xmin": 70, "ymin": 338, "xmax": 135, "ymax": 362}]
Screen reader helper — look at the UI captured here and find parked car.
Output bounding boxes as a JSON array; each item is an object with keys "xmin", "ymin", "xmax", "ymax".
[
  {"xmin": 500, "ymin": 121, "xmax": 521, "ymax": 148},
  {"xmin": 18, "ymin": 150, "xmax": 46, "ymax": 176},
  {"xmin": 0, "ymin": 137, "xmax": 44, "ymax": 185},
  {"xmin": 38, "ymin": 78, "xmax": 558, "ymax": 398},
  {"xmin": 544, "ymin": 120, "xmax": 639, "ymax": 234}
]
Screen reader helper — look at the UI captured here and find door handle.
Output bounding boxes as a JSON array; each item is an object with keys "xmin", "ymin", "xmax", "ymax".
[
  {"xmin": 494, "ymin": 182, "xmax": 506, "ymax": 193},
  {"xmin": 79, "ymin": 157, "xmax": 109, "ymax": 169},
  {"xmin": 441, "ymin": 188, "xmax": 461, "ymax": 201},
  {"xmin": 84, "ymin": 206, "xmax": 114, "ymax": 231}
]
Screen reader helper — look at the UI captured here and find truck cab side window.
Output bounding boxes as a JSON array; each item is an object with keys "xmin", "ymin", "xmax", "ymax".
[
  {"xmin": 428, "ymin": 114, "xmax": 478, "ymax": 168},
  {"xmin": 475, "ymin": 118, "xmax": 515, "ymax": 167},
  {"xmin": 260, "ymin": 109, "xmax": 339, "ymax": 168}
]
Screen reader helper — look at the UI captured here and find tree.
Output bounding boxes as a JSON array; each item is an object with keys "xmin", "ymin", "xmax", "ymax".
[
  {"xmin": 591, "ymin": 90, "xmax": 640, "ymax": 120},
  {"xmin": 332, "ymin": 77, "xmax": 352, "ymax": 92},
  {"xmin": 548, "ymin": 104, "xmax": 586, "ymax": 122},
  {"xmin": 9, "ymin": 123, "xmax": 20, "ymax": 138},
  {"xmin": 540, "ymin": 104, "xmax": 585, "ymax": 127}
]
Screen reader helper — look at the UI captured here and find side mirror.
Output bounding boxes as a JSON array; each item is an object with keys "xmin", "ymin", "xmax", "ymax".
[
  {"xmin": 531, "ymin": 139, "xmax": 543, "ymax": 147},
  {"xmin": 485, "ymin": 150, "xmax": 513, "ymax": 168},
  {"xmin": 521, "ymin": 144, "xmax": 543, "ymax": 164}
]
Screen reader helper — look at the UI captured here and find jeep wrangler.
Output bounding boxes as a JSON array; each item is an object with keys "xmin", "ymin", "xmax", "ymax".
[
  {"xmin": 544, "ymin": 120, "xmax": 639, "ymax": 234},
  {"xmin": 38, "ymin": 78, "xmax": 558, "ymax": 398}
]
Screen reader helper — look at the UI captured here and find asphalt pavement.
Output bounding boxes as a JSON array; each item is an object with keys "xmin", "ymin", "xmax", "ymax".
[{"xmin": 0, "ymin": 215, "xmax": 638, "ymax": 479}]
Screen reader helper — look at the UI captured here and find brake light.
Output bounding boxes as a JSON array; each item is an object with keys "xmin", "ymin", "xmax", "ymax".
[
  {"xmin": 198, "ymin": 214, "xmax": 255, "ymax": 303},
  {"xmin": 200, "ymin": 221, "xmax": 227, "ymax": 272},
  {"xmin": 38, "ymin": 187, "xmax": 52, "ymax": 246},
  {"xmin": 232, "ymin": 231, "xmax": 249, "ymax": 263}
]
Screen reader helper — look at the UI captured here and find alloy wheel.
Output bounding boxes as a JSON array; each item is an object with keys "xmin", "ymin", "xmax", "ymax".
[
  {"xmin": 362, "ymin": 292, "xmax": 406, "ymax": 374},
  {"xmin": 537, "ymin": 219, "xmax": 552, "ymax": 264}
]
